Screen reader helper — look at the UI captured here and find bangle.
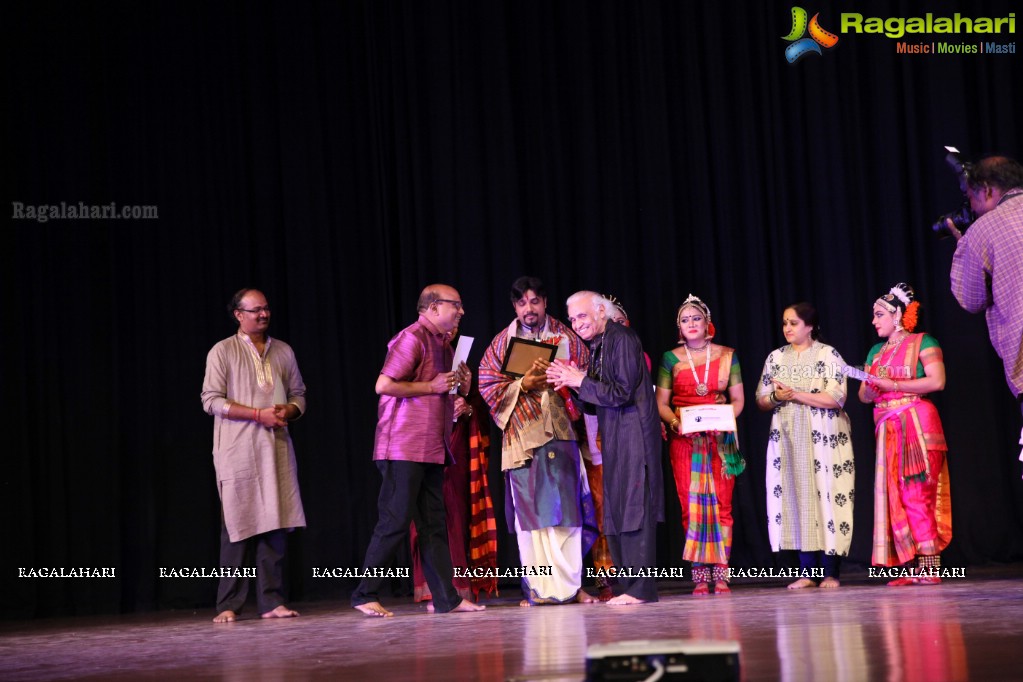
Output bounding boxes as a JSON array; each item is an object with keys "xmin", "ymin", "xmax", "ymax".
[
  {"xmin": 669, "ymin": 418, "xmax": 680, "ymax": 430},
  {"xmin": 770, "ymin": 391, "xmax": 780, "ymax": 405},
  {"xmin": 253, "ymin": 407, "xmax": 259, "ymax": 422}
]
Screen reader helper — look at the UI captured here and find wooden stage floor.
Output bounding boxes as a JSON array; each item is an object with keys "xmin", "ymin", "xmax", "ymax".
[{"xmin": 2, "ymin": 566, "xmax": 1021, "ymax": 681}]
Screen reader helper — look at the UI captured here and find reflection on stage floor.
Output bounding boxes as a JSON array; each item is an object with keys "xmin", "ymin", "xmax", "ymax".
[{"xmin": 2, "ymin": 567, "xmax": 1021, "ymax": 681}]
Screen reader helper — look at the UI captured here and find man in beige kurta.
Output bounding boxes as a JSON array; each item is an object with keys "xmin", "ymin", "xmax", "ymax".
[{"xmin": 201, "ymin": 288, "xmax": 307, "ymax": 623}]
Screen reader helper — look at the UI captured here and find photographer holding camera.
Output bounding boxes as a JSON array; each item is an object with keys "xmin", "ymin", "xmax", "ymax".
[{"xmin": 948, "ymin": 155, "xmax": 1023, "ymax": 428}]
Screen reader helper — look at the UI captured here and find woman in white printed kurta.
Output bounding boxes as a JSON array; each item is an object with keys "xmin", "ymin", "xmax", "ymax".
[{"xmin": 756, "ymin": 303, "xmax": 855, "ymax": 588}]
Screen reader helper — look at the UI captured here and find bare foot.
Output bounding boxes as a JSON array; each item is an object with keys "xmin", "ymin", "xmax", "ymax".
[
  {"xmin": 261, "ymin": 604, "xmax": 299, "ymax": 619},
  {"xmin": 819, "ymin": 577, "xmax": 840, "ymax": 589},
  {"xmin": 456, "ymin": 587, "xmax": 475, "ymax": 602},
  {"xmin": 575, "ymin": 589, "xmax": 598, "ymax": 604},
  {"xmin": 787, "ymin": 577, "xmax": 817, "ymax": 590},
  {"xmin": 713, "ymin": 581, "xmax": 731, "ymax": 594},
  {"xmin": 692, "ymin": 583, "xmax": 710, "ymax": 596},
  {"xmin": 213, "ymin": 610, "xmax": 237, "ymax": 623},
  {"xmin": 607, "ymin": 594, "xmax": 646, "ymax": 606},
  {"xmin": 432, "ymin": 599, "xmax": 487, "ymax": 613},
  {"xmin": 355, "ymin": 602, "xmax": 394, "ymax": 617},
  {"xmin": 449, "ymin": 599, "xmax": 486, "ymax": 613},
  {"xmin": 520, "ymin": 595, "xmax": 556, "ymax": 607}
]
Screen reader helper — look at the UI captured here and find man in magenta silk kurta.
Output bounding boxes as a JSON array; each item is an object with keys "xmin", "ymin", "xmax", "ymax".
[{"xmin": 352, "ymin": 284, "xmax": 485, "ymax": 617}]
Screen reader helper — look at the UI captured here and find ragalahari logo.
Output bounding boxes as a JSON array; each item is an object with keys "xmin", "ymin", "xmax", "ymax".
[{"xmin": 782, "ymin": 7, "xmax": 839, "ymax": 63}]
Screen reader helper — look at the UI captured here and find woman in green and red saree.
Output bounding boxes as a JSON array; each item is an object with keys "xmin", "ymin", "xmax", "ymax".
[
  {"xmin": 656, "ymin": 294, "xmax": 745, "ymax": 595},
  {"xmin": 860, "ymin": 283, "xmax": 952, "ymax": 585}
]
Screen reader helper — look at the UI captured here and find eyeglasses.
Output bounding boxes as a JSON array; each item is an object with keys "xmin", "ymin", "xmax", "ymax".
[
  {"xmin": 237, "ymin": 306, "xmax": 271, "ymax": 314},
  {"xmin": 435, "ymin": 299, "xmax": 463, "ymax": 311}
]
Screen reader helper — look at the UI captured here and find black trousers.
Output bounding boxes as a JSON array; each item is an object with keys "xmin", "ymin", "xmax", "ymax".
[
  {"xmin": 799, "ymin": 551, "xmax": 842, "ymax": 581},
  {"xmin": 215, "ymin": 521, "xmax": 287, "ymax": 615},
  {"xmin": 351, "ymin": 460, "xmax": 460, "ymax": 612},
  {"xmin": 606, "ymin": 512, "xmax": 659, "ymax": 602}
]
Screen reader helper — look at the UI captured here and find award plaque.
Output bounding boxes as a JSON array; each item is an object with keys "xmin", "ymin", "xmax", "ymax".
[{"xmin": 501, "ymin": 337, "xmax": 559, "ymax": 377}]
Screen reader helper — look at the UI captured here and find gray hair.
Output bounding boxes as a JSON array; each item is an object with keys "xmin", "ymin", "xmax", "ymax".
[{"xmin": 566, "ymin": 290, "xmax": 615, "ymax": 316}]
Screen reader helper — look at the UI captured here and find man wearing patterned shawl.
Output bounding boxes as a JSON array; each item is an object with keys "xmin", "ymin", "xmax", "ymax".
[{"xmin": 479, "ymin": 276, "xmax": 597, "ymax": 605}]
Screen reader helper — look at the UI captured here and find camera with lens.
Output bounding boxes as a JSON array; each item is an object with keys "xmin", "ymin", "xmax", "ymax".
[{"xmin": 931, "ymin": 146, "xmax": 975, "ymax": 238}]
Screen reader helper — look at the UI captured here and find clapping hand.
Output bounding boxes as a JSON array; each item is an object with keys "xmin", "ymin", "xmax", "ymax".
[
  {"xmin": 773, "ymin": 380, "xmax": 796, "ymax": 403},
  {"xmin": 546, "ymin": 359, "xmax": 584, "ymax": 390}
]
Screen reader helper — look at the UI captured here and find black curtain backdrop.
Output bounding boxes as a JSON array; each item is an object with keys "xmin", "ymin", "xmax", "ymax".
[{"xmin": 5, "ymin": 0, "xmax": 1023, "ymax": 618}]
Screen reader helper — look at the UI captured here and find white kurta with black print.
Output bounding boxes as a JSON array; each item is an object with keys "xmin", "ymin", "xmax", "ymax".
[{"xmin": 757, "ymin": 342, "xmax": 855, "ymax": 556}]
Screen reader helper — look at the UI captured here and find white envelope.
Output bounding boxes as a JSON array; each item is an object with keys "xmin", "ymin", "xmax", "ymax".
[{"xmin": 450, "ymin": 335, "xmax": 474, "ymax": 393}]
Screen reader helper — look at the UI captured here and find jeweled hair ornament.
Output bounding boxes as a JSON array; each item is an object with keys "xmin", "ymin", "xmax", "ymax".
[
  {"xmin": 604, "ymin": 293, "xmax": 628, "ymax": 321},
  {"xmin": 676, "ymin": 293, "xmax": 716, "ymax": 341}
]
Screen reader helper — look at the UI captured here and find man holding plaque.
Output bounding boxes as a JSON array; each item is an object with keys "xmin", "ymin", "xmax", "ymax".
[
  {"xmin": 548, "ymin": 291, "xmax": 664, "ymax": 605},
  {"xmin": 479, "ymin": 276, "xmax": 596, "ymax": 606}
]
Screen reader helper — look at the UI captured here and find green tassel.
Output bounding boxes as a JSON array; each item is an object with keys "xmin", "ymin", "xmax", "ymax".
[{"xmin": 721, "ymin": 432, "xmax": 746, "ymax": 477}]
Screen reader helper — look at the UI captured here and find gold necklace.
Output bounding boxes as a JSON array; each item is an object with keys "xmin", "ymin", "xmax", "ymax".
[
  {"xmin": 876, "ymin": 332, "xmax": 906, "ymax": 379},
  {"xmin": 683, "ymin": 343, "xmax": 711, "ymax": 396}
]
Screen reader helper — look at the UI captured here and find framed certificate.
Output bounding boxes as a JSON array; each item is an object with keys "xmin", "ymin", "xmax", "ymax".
[
  {"xmin": 679, "ymin": 404, "xmax": 737, "ymax": 435},
  {"xmin": 501, "ymin": 337, "xmax": 559, "ymax": 377}
]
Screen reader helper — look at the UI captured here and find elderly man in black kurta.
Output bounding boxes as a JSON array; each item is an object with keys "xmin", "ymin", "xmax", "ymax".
[{"xmin": 547, "ymin": 290, "xmax": 664, "ymax": 604}]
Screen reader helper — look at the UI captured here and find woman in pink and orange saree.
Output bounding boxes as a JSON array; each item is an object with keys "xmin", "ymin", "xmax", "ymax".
[{"xmin": 859, "ymin": 283, "xmax": 952, "ymax": 585}]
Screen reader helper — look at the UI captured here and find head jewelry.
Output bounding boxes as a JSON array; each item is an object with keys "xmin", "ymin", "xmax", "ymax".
[{"xmin": 676, "ymin": 293, "xmax": 715, "ymax": 341}]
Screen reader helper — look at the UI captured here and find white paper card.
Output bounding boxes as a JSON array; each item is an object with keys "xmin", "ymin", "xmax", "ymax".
[
  {"xmin": 679, "ymin": 404, "xmax": 736, "ymax": 435},
  {"xmin": 842, "ymin": 364, "xmax": 872, "ymax": 383},
  {"xmin": 450, "ymin": 336, "xmax": 474, "ymax": 393}
]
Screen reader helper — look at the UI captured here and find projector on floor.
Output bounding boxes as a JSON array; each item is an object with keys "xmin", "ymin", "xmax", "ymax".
[{"xmin": 586, "ymin": 639, "xmax": 740, "ymax": 681}]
